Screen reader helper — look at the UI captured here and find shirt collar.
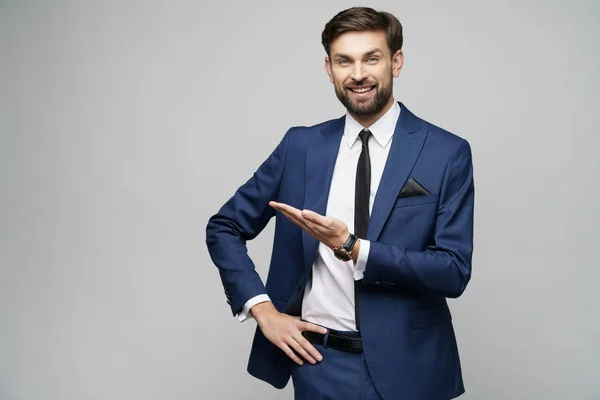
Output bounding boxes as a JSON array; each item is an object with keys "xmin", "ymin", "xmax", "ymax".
[{"xmin": 343, "ymin": 101, "xmax": 401, "ymax": 149}]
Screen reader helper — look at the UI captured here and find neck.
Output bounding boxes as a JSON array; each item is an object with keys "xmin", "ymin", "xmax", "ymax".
[{"xmin": 349, "ymin": 97, "xmax": 395, "ymax": 128}]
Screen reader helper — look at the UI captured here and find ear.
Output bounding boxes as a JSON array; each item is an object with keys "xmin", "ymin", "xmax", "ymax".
[
  {"xmin": 391, "ymin": 49, "xmax": 404, "ymax": 78},
  {"xmin": 324, "ymin": 56, "xmax": 334, "ymax": 83}
]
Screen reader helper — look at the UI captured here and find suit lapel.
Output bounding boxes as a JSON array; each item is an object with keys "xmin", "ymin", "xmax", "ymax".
[
  {"xmin": 302, "ymin": 116, "xmax": 345, "ymax": 272},
  {"xmin": 367, "ymin": 103, "xmax": 428, "ymax": 241}
]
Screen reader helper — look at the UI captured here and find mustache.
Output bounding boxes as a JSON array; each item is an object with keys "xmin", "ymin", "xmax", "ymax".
[{"xmin": 344, "ymin": 81, "xmax": 377, "ymax": 89}]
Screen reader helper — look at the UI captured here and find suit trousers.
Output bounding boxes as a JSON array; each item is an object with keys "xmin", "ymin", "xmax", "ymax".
[{"xmin": 290, "ymin": 329, "xmax": 383, "ymax": 400}]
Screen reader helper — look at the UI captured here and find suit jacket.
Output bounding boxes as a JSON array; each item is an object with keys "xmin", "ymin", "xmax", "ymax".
[{"xmin": 206, "ymin": 102, "xmax": 474, "ymax": 400}]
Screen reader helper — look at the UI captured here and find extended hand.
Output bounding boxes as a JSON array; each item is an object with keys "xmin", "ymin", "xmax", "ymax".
[
  {"xmin": 251, "ymin": 302, "xmax": 327, "ymax": 365},
  {"xmin": 269, "ymin": 201, "xmax": 349, "ymax": 250}
]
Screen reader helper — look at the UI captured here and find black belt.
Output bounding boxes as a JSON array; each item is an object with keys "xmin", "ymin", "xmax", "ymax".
[{"xmin": 302, "ymin": 331, "xmax": 363, "ymax": 353}]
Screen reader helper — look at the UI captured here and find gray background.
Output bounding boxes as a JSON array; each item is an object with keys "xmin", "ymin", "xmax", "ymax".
[{"xmin": 1, "ymin": 0, "xmax": 599, "ymax": 399}]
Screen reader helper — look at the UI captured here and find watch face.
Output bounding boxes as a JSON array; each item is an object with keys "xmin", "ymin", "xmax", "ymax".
[{"xmin": 334, "ymin": 248, "xmax": 352, "ymax": 261}]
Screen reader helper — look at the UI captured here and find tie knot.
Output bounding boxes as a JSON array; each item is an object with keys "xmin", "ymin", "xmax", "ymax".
[{"xmin": 359, "ymin": 129, "xmax": 371, "ymax": 145}]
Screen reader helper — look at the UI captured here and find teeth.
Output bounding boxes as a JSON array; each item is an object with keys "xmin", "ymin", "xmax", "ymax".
[{"xmin": 351, "ymin": 87, "xmax": 372, "ymax": 93}]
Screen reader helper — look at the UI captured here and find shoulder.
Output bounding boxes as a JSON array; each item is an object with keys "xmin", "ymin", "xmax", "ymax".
[
  {"xmin": 410, "ymin": 109, "xmax": 471, "ymax": 158},
  {"xmin": 421, "ymin": 119, "xmax": 469, "ymax": 151},
  {"xmin": 284, "ymin": 116, "xmax": 344, "ymax": 145},
  {"xmin": 288, "ymin": 116, "xmax": 343, "ymax": 135}
]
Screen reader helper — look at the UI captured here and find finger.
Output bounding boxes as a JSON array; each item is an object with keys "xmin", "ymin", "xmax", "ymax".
[
  {"xmin": 276, "ymin": 208, "xmax": 327, "ymax": 243},
  {"xmin": 269, "ymin": 201, "xmax": 286, "ymax": 213},
  {"xmin": 280, "ymin": 210, "xmax": 323, "ymax": 240},
  {"xmin": 301, "ymin": 209, "xmax": 331, "ymax": 228},
  {"xmin": 301, "ymin": 322, "xmax": 328, "ymax": 335},
  {"xmin": 271, "ymin": 201, "xmax": 302, "ymax": 217},
  {"xmin": 274, "ymin": 205, "xmax": 326, "ymax": 237},
  {"xmin": 303, "ymin": 218, "xmax": 329, "ymax": 235},
  {"xmin": 279, "ymin": 209, "xmax": 310, "ymax": 231},
  {"xmin": 288, "ymin": 337, "xmax": 317, "ymax": 365},
  {"xmin": 280, "ymin": 342, "xmax": 304, "ymax": 366},
  {"xmin": 271, "ymin": 201, "xmax": 303, "ymax": 223},
  {"xmin": 280, "ymin": 209, "xmax": 326, "ymax": 236},
  {"xmin": 294, "ymin": 334, "xmax": 323, "ymax": 363}
]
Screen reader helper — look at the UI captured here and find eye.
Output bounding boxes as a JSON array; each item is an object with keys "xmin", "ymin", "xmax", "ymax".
[
  {"xmin": 367, "ymin": 57, "xmax": 379, "ymax": 63},
  {"xmin": 338, "ymin": 59, "xmax": 349, "ymax": 65}
]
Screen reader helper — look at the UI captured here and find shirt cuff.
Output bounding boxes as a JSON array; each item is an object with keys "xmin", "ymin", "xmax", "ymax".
[
  {"xmin": 237, "ymin": 294, "xmax": 271, "ymax": 322},
  {"xmin": 353, "ymin": 239, "xmax": 370, "ymax": 280}
]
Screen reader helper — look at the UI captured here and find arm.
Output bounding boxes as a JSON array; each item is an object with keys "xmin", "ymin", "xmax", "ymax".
[
  {"xmin": 205, "ymin": 129, "xmax": 292, "ymax": 316},
  {"xmin": 362, "ymin": 139, "xmax": 475, "ymax": 298},
  {"xmin": 237, "ymin": 294, "xmax": 271, "ymax": 322},
  {"xmin": 206, "ymin": 129, "xmax": 332, "ymax": 365}
]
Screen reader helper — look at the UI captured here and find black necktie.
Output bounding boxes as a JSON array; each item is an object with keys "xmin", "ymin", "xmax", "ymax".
[
  {"xmin": 355, "ymin": 129, "xmax": 372, "ymax": 239},
  {"xmin": 354, "ymin": 129, "xmax": 371, "ymax": 332}
]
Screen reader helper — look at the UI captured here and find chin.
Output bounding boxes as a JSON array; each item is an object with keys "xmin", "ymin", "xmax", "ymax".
[{"xmin": 350, "ymin": 102, "xmax": 378, "ymax": 116}]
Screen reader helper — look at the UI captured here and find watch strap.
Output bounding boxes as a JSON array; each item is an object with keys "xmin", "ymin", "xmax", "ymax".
[{"xmin": 342, "ymin": 233, "xmax": 358, "ymax": 252}]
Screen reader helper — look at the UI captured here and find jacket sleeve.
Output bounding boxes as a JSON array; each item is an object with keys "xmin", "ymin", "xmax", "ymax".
[
  {"xmin": 362, "ymin": 139, "xmax": 475, "ymax": 298},
  {"xmin": 205, "ymin": 129, "xmax": 292, "ymax": 315}
]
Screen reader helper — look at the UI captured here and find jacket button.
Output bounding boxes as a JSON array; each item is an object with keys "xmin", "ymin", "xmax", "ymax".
[{"xmin": 296, "ymin": 282, "xmax": 303, "ymax": 291}]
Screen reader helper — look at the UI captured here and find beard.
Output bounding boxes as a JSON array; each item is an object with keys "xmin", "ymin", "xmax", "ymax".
[{"xmin": 334, "ymin": 76, "xmax": 393, "ymax": 116}]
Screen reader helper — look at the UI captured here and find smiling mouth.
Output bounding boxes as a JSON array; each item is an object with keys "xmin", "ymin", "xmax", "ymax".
[{"xmin": 348, "ymin": 86, "xmax": 375, "ymax": 94}]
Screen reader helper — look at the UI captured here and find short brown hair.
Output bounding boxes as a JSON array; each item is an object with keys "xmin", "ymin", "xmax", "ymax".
[{"xmin": 321, "ymin": 7, "xmax": 403, "ymax": 57}]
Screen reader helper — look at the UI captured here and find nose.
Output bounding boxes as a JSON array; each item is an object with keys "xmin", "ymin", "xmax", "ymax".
[{"xmin": 351, "ymin": 62, "xmax": 366, "ymax": 82}]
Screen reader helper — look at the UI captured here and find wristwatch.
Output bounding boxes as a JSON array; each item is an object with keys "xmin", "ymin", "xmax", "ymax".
[{"xmin": 332, "ymin": 233, "xmax": 358, "ymax": 261}]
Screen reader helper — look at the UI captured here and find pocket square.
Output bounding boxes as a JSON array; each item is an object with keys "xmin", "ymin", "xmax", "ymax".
[{"xmin": 397, "ymin": 177, "xmax": 431, "ymax": 199}]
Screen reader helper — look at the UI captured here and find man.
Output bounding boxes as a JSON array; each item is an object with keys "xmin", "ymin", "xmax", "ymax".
[{"xmin": 206, "ymin": 6, "xmax": 474, "ymax": 400}]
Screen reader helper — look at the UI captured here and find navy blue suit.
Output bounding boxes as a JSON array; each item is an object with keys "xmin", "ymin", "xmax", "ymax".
[{"xmin": 206, "ymin": 102, "xmax": 474, "ymax": 399}]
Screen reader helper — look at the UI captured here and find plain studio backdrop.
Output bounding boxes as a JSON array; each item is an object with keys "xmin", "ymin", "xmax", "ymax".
[{"xmin": 1, "ymin": 1, "xmax": 599, "ymax": 399}]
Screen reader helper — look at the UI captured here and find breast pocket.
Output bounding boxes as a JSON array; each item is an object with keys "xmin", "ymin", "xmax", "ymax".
[{"xmin": 393, "ymin": 194, "xmax": 437, "ymax": 209}]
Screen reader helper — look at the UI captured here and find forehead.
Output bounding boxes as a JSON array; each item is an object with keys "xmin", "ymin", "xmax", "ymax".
[{"xmin": 330, "ymin": 30, "xmax": 389, "ymax": 57}]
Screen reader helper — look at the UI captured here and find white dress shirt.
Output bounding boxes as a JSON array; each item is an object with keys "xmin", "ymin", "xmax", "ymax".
[{"xmin": 239, "ymin": 101, "xmax": 401, "ymax": 331}]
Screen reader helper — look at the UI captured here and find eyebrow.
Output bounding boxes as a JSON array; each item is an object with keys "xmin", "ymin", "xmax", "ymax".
[{"xmin": 334, "ymin": 49, "xmax": 384, "ymax": 59}]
